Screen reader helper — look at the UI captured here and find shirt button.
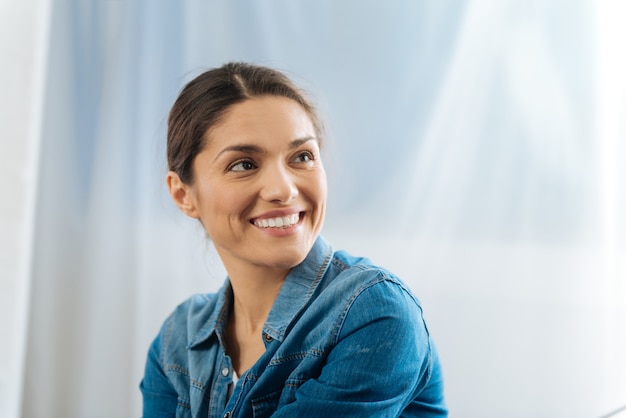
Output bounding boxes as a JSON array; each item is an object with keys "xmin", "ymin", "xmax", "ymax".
[
  {"xmin": 264, "ymin": 333, "xmax": 273, "ymax": 342},
  {"xmin": 224, "ymin": 412, "xmax": 231, "ymax": 418},
  {"xmin": 221, "ymin": 367, "xmax": 230, "ymax": 377}
]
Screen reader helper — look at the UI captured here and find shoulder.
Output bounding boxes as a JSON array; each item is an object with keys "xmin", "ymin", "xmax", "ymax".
[
  {"xmin": 321, "ymin": 248, "xmax": 429, "ymax": 338},
  {"xmin": 327, "ymin": 248, "xmax": 423, "ymax": 310},
  {"xmin": 316, "ymin": 248, "xmax": 440, "ymax": 394}
]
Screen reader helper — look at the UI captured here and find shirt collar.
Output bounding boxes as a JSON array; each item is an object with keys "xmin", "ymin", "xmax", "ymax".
[
  {"xmin": 188, "ymin": 281, "xmax": 233, "ymax": 349},
  {"xmin": 264, "ymin": 235, "xmax": 333, "ymax": 341},
  {"xmin": 188, "ymin": 236, "xmax": 333, "ymax": 348}
]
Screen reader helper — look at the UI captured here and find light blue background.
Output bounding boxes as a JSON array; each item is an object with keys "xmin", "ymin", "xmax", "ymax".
[{"xmin": 18, "ymin": 1, "xmax": 626, "ymax": 417}]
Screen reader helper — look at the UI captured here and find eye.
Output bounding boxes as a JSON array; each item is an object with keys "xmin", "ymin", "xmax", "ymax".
[
  {"xmin": 228, "ymin": 159, "xmax": 257, "ymax": 172},
  {"xmin": 292, "ymin": 150, "xmax": 315, "ymax": 164}
]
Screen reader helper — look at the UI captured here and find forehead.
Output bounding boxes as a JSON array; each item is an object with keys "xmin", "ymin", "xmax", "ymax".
[{"xmin": 206, "ymin": 96, "xmax": 316, "ymax": 145}]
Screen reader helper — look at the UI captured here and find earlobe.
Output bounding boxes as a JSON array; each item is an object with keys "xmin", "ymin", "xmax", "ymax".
[{"xmin": 166, "ymin": 171, "xmax": 200, "ymax": 218}]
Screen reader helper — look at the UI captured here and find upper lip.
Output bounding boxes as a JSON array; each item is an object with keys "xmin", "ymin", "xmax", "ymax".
[{"xmin": 250, "ymin": 208, "xmax": 303, "ymax": 222}]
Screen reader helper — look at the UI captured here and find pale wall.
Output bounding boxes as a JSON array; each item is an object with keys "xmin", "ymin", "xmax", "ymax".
[{"xmin": 0, "ymin": 1, "xmax": 47, "ymax": 417}]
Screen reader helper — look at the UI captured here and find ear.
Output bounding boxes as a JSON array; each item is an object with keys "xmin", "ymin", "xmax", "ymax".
[{"xmin": 166, "ymin": 171, "xmax": 200, "ymax": 219}]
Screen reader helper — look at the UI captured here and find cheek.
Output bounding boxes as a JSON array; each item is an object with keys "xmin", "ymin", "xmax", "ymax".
[
  {"xmin": 316, "ymin": 169, "xmax": 328, "ymax": 200},
  {"xmin": 204, "ymin": 186, "xmax": 255, "ymax": 221},
  {"xmin": 305, "ymin": 170, "xmax": 328, "ymax": 205}
]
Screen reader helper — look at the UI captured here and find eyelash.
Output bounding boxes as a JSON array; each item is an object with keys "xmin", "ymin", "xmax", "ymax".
[
  {"xmin": 293, "ymin": 150, "xmax": 315, "ymax": 163},
  {"xmin": 226, "ymin": 150, "xmax": 317, "ymax": 173},
  {"xmin": 228, "ymin": 159, "xmax": 257, "ymax": 172}
]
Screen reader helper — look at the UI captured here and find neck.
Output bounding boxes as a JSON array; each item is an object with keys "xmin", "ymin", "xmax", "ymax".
[
  {"xmin": 218, "ymin": 255, "xmax": 291, "ymax": 375},
  {"xmin": 226, "ymin": 263, "xmax": 288, "ymax": 333}
]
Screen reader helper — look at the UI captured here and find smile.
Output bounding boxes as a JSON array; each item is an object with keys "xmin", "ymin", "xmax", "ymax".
[{"xmin": 253, "ymin": 213, "xmax": 300, "ymax": 229}]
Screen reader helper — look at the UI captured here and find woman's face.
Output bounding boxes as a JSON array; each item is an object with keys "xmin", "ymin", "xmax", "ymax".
[{"xmin": 171, "ymin": 96, "xmax": 327, "ymax": 276}]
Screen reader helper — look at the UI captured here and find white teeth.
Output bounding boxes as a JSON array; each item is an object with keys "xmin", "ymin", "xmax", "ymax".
[{"xmin": 254, "ymin": 213, "xmax": 300, "ymax": 229}]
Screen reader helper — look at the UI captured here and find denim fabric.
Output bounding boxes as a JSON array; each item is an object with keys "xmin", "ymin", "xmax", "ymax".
[{"xmin": 140, "ymin": 236, "xmax": 447, "ymax": 417}]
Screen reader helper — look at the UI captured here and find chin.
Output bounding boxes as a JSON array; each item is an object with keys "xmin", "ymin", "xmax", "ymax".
[
  {"xmin": 269, "ymin": 252, "xmax": 308, "ymax": 270},
  {"xmin": 261, "ymin": 244, "xmax": 310, "ymax": 270}
]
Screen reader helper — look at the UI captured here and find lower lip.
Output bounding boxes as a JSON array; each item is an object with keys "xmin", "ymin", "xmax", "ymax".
[{"xmin": 252, "ymin": 214, "xmax": 304, "ymax": 237}]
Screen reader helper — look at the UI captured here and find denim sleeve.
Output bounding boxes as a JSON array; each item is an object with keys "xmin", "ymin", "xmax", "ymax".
[
  {"xmin": 272, "ymin": 278, "xmax": 447, "ymax": 417},
  {"xmin": 139, "ymin": 323, "xmax": 178, "ymax": 418}
]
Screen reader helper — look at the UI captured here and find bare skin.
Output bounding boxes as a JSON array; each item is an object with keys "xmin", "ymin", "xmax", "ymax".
[
  {"xmin": 167, "ymin": 96, "xmax": 326, "ymax": 377},
  {"xmin": 225, "ymin": 271, "xmax": 285, "ymax": 374}
]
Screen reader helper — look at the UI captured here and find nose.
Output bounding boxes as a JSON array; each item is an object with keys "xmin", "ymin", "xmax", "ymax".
[{"xmin": 259, "ymin": 163, "xmax": 298, "ymax": 204}]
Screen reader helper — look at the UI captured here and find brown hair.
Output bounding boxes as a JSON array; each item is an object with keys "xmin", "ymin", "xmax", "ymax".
[{"xmin": 167, "ymin": 62, "xmax": 323, "ymax": 184}]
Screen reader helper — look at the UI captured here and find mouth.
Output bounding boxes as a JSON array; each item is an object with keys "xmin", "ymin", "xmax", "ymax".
[{"xmin": 252, "ymin": 212, "xmax": 302, "ymax": 229}]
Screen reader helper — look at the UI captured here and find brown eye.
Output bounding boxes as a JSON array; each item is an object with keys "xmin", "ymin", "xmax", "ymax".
[
  {"xmin": 229, "ymin": 160, "xmax": 257, "ymax": 172},
  {"xmin": 293, "ymin": 151, "xmax": 314, "ymax": 164}
]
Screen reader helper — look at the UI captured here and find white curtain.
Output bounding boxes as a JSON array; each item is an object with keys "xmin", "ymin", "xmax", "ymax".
[{"xmin": 12, "ymin": 0, "xmax": 625, "ymax": 417}]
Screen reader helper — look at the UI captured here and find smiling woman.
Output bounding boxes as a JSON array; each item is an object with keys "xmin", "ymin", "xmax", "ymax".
[
  {"xmin": 169, "ymin": 96, "xmax": 327, "ymax": 279},
  {"xmin": 140, "ymin": 62, "xmax": 447, "ymax": 417}
]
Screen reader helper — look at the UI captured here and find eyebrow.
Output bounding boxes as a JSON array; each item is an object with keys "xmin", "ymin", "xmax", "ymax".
[
  {"xmin": 289, "ymin": 136, "xmax": 318, "ymax": 149},
  {"xmin": 214, "ymin": 136, "xmax": 318, "ymax": 161}
]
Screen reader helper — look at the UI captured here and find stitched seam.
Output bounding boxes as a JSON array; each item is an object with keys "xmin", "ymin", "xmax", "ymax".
[
  {"xmin": 269, "ymin": 244, "xmax": 334, "ymax": 338},
  {"xmin": 177, "ymin": 398, "xmax": 191, "ymax": 409},
  {"xmin": 164, "ymin": 364, "xmax": 206, "ymax": 391},
  {"xmin": 330, "ymin": 257, "xmax": 349, "ymax": 271},
  {"xmin": 267, "ymin": 348, "xmax": 324, "ymax": 367},
  {"xmin": 307, "ymin": 244, "xmax": 334, "ymax": 299},
  {"xmin": 189, "ymin": 293, "xmax": 223, "ymax": 348},
  {"xmin": 160, "ymin": 314, "xmax": 174, "ymax": 366},
  {"xmin": 284, "ymin": 379, "xmax": 306, "ymax": 387},
  {"xmin": 329, "ymin": 271, "xmax": 386, "ymax": 346}
]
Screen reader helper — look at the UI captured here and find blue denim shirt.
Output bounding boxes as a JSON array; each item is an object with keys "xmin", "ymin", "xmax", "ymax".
[{"xmin": 140, "ymin": 236, "xmax": 447, "ymax": 417}]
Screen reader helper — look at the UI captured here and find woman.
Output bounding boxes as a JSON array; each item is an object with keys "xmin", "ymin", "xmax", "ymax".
[{"xmin": 141, "ymin": 62, "xmax": 447, "ymax": 417}]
